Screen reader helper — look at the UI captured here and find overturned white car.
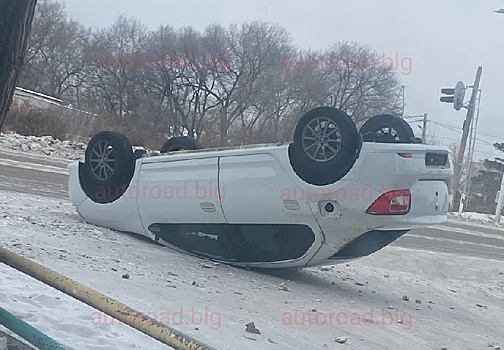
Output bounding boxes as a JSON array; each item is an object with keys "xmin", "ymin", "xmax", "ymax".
[{"xmin": 69, "ymin": 107, "xmax": 452, "ymax": 268}]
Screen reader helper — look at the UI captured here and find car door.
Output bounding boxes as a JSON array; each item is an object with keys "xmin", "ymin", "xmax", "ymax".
[
  {"xmin": 218, "ymin": 153, "xmax": 323, "ymax": 264},
  {"xmin": 137, "ymin": 157, "xmax": 226, "ymax": 228},
  {"xmin": 137, "ymin": 156, "xmax": 238, "ymax": 259}
]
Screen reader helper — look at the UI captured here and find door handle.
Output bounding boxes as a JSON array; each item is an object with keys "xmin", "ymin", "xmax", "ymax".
[{"xmin": 200, "ymin": 202, "xmax": 217, "ymax": 212}]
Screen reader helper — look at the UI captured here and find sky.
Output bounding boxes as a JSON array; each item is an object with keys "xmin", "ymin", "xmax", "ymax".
[{"xmin": 61, "ymin": 0, "xmax": 504, "ymax": 161}]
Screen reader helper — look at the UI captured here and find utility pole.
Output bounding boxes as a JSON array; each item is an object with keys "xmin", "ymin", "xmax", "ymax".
[
  {"xmin": 421, "ymin": 113, "xmax": 428, "ymax": 143},
  {"xmin": 464, "ymin": 89, "xmax": 482, "ymax": 211},
  {"xmin": 495, "ymin": 170, "xmax": 504, "ymax": 225},
  {"xmin": 492, "ymin": 9, "xmax": 504, "ymax": 224},
  {"xmin": 452, "ymin": 66, "xmax": 483, "ymax": 208},
  {"xmin": 0, "ymin": 0, "xmax": 37, "ymax": 128}
]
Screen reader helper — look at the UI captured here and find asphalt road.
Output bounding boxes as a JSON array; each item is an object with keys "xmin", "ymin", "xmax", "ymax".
[
  {"xmin": 1, "ymin": 148, "xmax": 502, "ymax": 261},
  {"xmin": 0, "ymin": 149, "xmax": 69, "ymax": 199}
]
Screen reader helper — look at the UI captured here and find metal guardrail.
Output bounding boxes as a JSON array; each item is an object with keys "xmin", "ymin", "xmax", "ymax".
[{"xmin": 0, "ymin": 306, "xmax": 66, "ymax": 350}]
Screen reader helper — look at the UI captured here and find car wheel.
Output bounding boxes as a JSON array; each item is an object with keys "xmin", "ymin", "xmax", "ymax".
[
  {"xmin": 79, "ymin": 131, "xmax": 135, "ymax": 204},
  {"xmin": 359, "ymin": 114, "xmax": 416, "ymax": 143},
  {"xmin": 289, "ymin": 107, "xmax": 361, "ymax": 186},
  {"xmin": 160, "ymin": 136, "xmax": 202, "ymax": 153}
]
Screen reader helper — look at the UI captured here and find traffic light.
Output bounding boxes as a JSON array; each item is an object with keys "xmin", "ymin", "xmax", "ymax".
[{"xmin": 440, "ymin": 81, "xmax": 466, "ymax": 111}]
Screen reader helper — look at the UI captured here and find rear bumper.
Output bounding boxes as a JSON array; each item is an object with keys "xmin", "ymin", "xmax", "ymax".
[{"xmin": 328, "ymin": 229, "xmax": 408, "ymax": 260}]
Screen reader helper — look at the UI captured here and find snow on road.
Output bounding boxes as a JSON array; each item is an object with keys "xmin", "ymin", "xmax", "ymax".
[
  {"xmin": 0, "ymin": 190, "xmax": 503, "ymax": 349},
  {"xmin": 0, "ymin": 263, "xmax": 170, "ymax": 350}
]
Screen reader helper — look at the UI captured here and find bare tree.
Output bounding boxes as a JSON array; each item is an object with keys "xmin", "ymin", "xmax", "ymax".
[
  {"xmin": 13, "ymin": 2, "xmax": 404, "ymax": 147},
  {"xmin": 321, "ymin": 42, "xmax": 400, "ymax": 124},
  {"xmin": 193, "ymin": 22, "xmax": 296, "ymax": 146},
  {"xmin": 88, "ymin": 15, "xmax": 148, "ymax": 117},
  {"xmin": 17, "ymin": 0, "xmax": 91, "ymax": 103}
]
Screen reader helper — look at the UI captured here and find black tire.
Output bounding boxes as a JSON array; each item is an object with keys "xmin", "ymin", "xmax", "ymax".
[
  {"xmin": 160, "ymin": 136, "xmax": 202, "ymax": 153},
  {"xmin": 289, "ymin": 107, "xmax": 361, "ymax": 186},
  {"xmin": 79, "ymin": 131, "xmax": 134, "ymax": 204},
  {"xmin": 359, "ymin": 114, "xmax": 416, "ymax": 143}
]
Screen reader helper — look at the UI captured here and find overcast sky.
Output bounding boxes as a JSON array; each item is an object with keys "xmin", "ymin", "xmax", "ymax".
[{"xmin": 62, "ymin": 0, "xmax": 504, "ymax": 160}]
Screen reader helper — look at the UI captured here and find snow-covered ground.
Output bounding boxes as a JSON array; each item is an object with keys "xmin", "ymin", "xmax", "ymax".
[
  {"xmin": 0, "ymin": 263, "xmax": 170, "ymax": 350},
  {"xmin": 449, "ymin": 211, "xmax": 504, "ymax": 226},
  {"xmin": 0, "ymin": 132, "xmax": 85, "ymax": 160},
  {"xmin": 0, "ymin": 190, "xmax": 503, "ymax": 349},
  {"xmin": 0, "ymin": 132, "xmax": 152, "ymax": 162}
]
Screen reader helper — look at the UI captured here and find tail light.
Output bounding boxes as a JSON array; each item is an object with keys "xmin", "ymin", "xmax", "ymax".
[
  {"xmin": 366, "ymin": 189, "xmax": 411, "ymax": 215},
  {"xmin": 397, "ymin": 152, "xmax": 413, "ymax": 158}
]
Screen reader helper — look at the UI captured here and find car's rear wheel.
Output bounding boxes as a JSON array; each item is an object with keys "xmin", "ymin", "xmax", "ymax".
[
  {"xmin": 79, "ymin": 131, "xmax": 134, "ymax": 204},
  {"xmin": 289, "ymin": 107, "xmax": 361, "ymax": 186},
  {"xmin": 359, "ymin": 114, "xmax": 418, "ymax": 143},
  {"xmin": 160, "ymin": 136, "xmax": 202, "ymax": 153}
]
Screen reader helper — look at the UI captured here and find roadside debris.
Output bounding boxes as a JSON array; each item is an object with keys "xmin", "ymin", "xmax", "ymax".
[
  {"xmin": 243, "ymin": 335, "xmax": 258, "ymax": 341},
  {"xmin": 335, "ymin": 337, "xmax": 348, "ymax": 344},
  {"xmin": 199, "ymin": 263, "xmax": 214, "ymax": 269},
  {"xmin": 278, "ymin": 283, "xmax": 289, "ymax": 292},
  {"xmin": 245, "ymin": 322, "xmax": 261, "ymax": 334}
]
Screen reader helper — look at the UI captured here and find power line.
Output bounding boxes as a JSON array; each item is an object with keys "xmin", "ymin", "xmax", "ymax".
[
  {"xmin": 428, "ymin": 120, "xmax": 504, "ymax": 140},
  {"xmin": 434, "ymin": 142, "xmax": 499, "ymax": 158},
  {"xmin": 429, "ymin": 120, "xmax": 497, "ymax": 146}
]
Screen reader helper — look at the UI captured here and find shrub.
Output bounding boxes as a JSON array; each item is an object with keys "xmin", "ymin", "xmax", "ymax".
[{"xmin": 2, "ymin": 104, "xmax": 167, "ymax": 149}]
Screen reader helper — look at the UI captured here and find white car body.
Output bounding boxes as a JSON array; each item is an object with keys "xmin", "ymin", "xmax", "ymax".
[{"xmin": 69, "ymin": 142, "xmax": 452, "ymax": 268}]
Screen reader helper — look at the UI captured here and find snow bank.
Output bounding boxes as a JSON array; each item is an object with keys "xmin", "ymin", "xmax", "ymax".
[
  {"xmin": 0, "ymin": 133, "xmax": 152, "ymax": 161},
  {"xmin": 449, "ymin": 211, "xmax": 504, "ymax": 226},
  {"xmin": 0, "ymin": 132, "xmax": 85, "ymax": 160}
]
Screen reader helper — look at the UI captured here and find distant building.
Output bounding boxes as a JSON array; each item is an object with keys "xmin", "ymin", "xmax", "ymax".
[
  {"xmin": 13, "ymin": 87, "xmax": 63, "ymax": 109},
  {"xmin": 12, "ymin": 87, "xmax": 98, "ymax": 117}
]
